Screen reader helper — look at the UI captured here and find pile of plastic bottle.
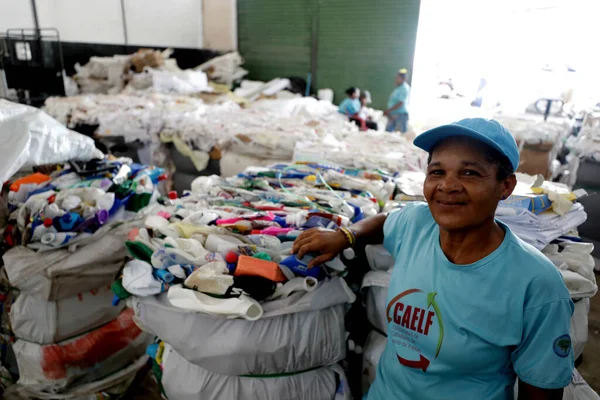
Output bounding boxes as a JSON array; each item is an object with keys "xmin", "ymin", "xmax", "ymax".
[
  {"xmin": 114, "ymin": 163, "xmax": 395, "ymax": 309},
  {"xmin": 0, "ymin": 157, "xmax": 166, "ymax": 398},
  {"xmin": 3, "ymin": 158, "xmax": 166, "ymax": 251},
  {"xmin": 110, "ymin": 163, "xmax": 399, "ymax": 400}
]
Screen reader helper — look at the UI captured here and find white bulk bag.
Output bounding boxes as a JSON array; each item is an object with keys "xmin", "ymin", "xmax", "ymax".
[
  {"xmin": 571, "ymin": 298, "xmax": 590, "ymax": 360},
  {"xmin": 0, "ymin": 99, "xmax": 103, "ymax": 183},
  {"xmin": 13, "ymin": 308, "xmax": 151, "ymax": 393},
  {"xmin": 3, "ymin": 222, "xmax": 135, "ymax": 301},
  {"xmin": 131, "ymin": 277, "xmax": 355, "ymax": 376},
  {"xmin": 365, "ymin": 245, "xmax": 394, "ymax": 271},
  {"xmin": 11, "ymin": 355, "xmax": 148, "ymax": 400},
  {"xmin": 10, "ymin": 285, "xmax": 125, "ymax": 344},
  {"xmin": 362, "ymin": 271, "xmax": 391, "ymax": 334},
  {"xmin": 563, "ymin": 369, "xmax": 600, "ymax": 400},
  {"xmin": 362, "ymin": 330, "xmax": 387, "ymax": 394},
  {"xmin": 161, "ymin": 344, "xmax": 351, "ymax": 400}
]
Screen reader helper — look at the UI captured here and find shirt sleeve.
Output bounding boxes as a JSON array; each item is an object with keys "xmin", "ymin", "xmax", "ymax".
[
  {"xmin": 393, "ymin": 86, "xmax": 408, "ymax": 104},
  {"xmin": 511, "ymin": 298, "xmax": 574, "ymax": 389}
]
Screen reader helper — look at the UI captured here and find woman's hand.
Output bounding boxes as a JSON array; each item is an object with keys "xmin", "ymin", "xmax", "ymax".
[{"xmin": 291, "ymin": 228, "xmax": 349, "ymax": 268}]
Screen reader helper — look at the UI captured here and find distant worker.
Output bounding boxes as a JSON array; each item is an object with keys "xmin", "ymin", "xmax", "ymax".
[
  {"xmin": 338, "ymin": 87, "xmax": 361, "ymax": 118},
  {"xmin": 384, "ymin": 68, "xmax": 411, "ymax": 133}
]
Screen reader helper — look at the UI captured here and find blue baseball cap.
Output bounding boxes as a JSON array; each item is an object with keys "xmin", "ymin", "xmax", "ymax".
[{"xmin": 413, "ymin": 118, "xmax": 520, "ymax": 171}]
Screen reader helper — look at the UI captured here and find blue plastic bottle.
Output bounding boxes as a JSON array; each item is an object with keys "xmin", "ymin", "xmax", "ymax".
[
  {"xmin": 153, "ymin": 268, "xmax": 174, "ymax": 283},
  {"xmin": 54, "ymin": 212, "xmax": 83, "ymax": 232},
  {"xmin": 279, "ymin": 254, "xmax": 324, "ymax": 279}
]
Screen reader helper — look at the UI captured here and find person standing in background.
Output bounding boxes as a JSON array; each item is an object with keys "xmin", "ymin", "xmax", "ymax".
[{"xmin": 384, "ymin": 68, "xmax": 411, "ymax": 133}]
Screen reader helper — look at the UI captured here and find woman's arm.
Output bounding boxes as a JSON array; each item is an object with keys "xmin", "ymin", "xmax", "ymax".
[
  {"xmin": 292, "ymin": 214, "xmax": 387, "ymax": 268},
  {"xmin": 518, "ymin": 379, "xmax": 563, "ymax": 400}
]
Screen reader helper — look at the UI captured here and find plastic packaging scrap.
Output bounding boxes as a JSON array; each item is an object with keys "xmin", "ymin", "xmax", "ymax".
[
  {"xmin": 294, "ymin": 131, "xmax": 428, "ymax": 173},
  {"xmin": 2, "ymin": 158, "xmax": 165, "ymax": 300},
  {"xmin": 107, "ymin": 163, "xmax": 408, "ymax": 392},
  {"xmin": 0, "ymin": 99, "xmax": 103, "ymax": 183},
  {"xmin": 130, "ymin": 277, "xmax": 352, "ymax": 375},
  {"xmin": 362, "ymin": 330, "xmax": 387, "ymax": 393},
  {"xmin": 9, "ymin": 285, "xmax": 125, "ymax": 345},
  {"xmin": 154, "ymin": 342, "xmax": 351, "ymax": 400},
  {"xmin": 12, "ymin": 308, "xmax": 151, "ymax": 393},
  {"xmin": 2, "ymin": 158, "xmax": 164, "ymax": 251},
  {"xmin": 542, "ymin": 242, "xmax": 598, "ymax": 299},
  {"xmin": 73, "ymin": 48, "xmax": 202, "ymax": 95},
  {"xmin": 195, "ymin": 51, "xmax": 248, "ymax": 87},
  {"xmin": 42, "ymin": 93, "xmax": 395, "ymax": 173},
  {"xmin": 7, "ymin": 355, "xmax": 149, "ymax": 400},
  {"xmin": 117, "ymin": 163, "xmax": 375, "ymax": 318},
  {"xmin": 566, "ymin": 126, "xmax": 600, "ymax": 162}
]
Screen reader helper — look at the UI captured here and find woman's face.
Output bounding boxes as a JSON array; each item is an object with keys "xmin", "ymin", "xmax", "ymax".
[{"xmin": 423, "ymin": 137, "xmax": 516, "ymax": 231}]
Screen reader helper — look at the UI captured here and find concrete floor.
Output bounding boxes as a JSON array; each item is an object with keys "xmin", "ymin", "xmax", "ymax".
[{"xmin": 577, "ymin": 272, "xmax": 600, "ymax": 392}]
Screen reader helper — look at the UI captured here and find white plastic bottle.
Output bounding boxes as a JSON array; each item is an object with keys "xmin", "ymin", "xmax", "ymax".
[
  {"xmin": 41, "ymin": 232, "xmax": 77, "ymax": 247},
  {"xmin": 31, "ymin": 218, "xmax": 57, "ymax": 242},
  {"xmin": 44, "ymin": 203, "xmax": 66, "ymax": 219}
]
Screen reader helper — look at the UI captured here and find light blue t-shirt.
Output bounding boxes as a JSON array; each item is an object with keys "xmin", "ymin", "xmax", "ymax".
[
  {"xmin": 387, "ymin": 83, "xmax": 410, "ymax": 115},
  {"xmin": 338, "ymin": 97, "xmax": 360, "ymax": 116},
  {"xmin": 366, "ymin": 202, "xmax": 574, "ymax": 400}
]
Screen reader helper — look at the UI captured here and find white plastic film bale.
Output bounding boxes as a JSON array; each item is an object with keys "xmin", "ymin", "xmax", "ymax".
[
  {"xmin": 362, "ymin": 271, "xmax": 391, "ymax": 334},
  {"xmin": 362, "ymin": 330, "xmax": 387, "ymax": 394},
  {"xmin": 12, "ymin": 355, "xmax": 148, "ymax": 400},
  {"xmin": 318, "ymin": 89, "xmax": 334, "ymax": 103},
  {"xmin": 219, "ymin": 151, "xmax": 289, "ymax": 178},
  {"xmin": 131, "ymin": 277, "xmax": 354, "ymax": 375},
  {"xmin": 571, "ymin": 298, "xmax": 590, "ymax": 360},
  {"xmin": 13, "ymin": 308, "xmax": 151, "ymax": 393},
  {"xmin": 161, "ymin": 344, "xmax": 351, "ymax": 400},
  {"xmin": 10, "ymin": 285, "xmax": 125, "ymax": 344},
  {"xmin": 3, "ymin": 222, "xmax": 135, "ymax": 301},
  {"xmin": 365, "ymin": 245, "xmax": 394, "ymax": 271},
  {"xmin": 0, "ymin": 99, "xmax": 103, "ymax": 183}
]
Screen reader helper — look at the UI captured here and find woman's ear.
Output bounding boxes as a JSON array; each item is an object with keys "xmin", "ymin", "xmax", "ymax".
[{"xmin": 501, "ymin": 174, "xmax": 517, "ymax": 200}]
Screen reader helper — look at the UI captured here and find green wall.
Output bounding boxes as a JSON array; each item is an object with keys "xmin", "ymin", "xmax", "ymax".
[{"xmin": 238, "ymin": 0, "xmax": 421, "ymax": 110}]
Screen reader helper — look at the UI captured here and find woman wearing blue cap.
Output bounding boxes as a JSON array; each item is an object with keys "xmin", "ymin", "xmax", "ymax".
[{"xmin": 293, "ymin": 118, "xmax": 573, "ymax": 400}]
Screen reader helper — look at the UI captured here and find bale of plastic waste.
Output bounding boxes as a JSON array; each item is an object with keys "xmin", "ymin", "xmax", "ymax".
[
  {"xmin": 365, "ymin": 244, "xmax": 395, "ymax": 271},
  {"xmin": 8, "ymin": 355, "xmax": 148, "ymax": 399},
  {"xmin": 9, "ymin": 285, "xmax": 125, "ymax": 344},
  {"xmin": 3, "ymin": 222, "xmax": 136, "ymax": 301},
  {"xmin": 361, "ymin": 270, "xmax": 392, "ymax": 335},
  {"xmin": 362, "ymin": 330, "xmax": 387, "ymax": 394},
  {"xmin": 130, "ymin": 277, "xmax": 353, "ymax": 376},
  {"xmin": 571, "ymin": 298, "xmax": 590, "ymax": 360},
  {"xmin": 158, "ymin": 343, "xmax": 351, "ymax": 400},
  {"xmin": 12, "ymin": 308, "xmax": 151, "ymax": 393}
]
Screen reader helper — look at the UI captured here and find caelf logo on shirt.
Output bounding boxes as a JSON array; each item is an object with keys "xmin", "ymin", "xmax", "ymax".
[{"xmin": 387, "ymin": 289, "xmax": 444, "ymax": 372}]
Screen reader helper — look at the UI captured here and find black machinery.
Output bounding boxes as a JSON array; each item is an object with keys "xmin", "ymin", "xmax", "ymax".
[{"xmin": 0, "ymin": 28, "xmax": 65, "ymax": 106}]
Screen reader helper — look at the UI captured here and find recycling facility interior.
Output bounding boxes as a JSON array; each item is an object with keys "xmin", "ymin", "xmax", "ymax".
[{"xmin": 0, "ymin": 0, "xmax": 599, "ymax": 399}]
